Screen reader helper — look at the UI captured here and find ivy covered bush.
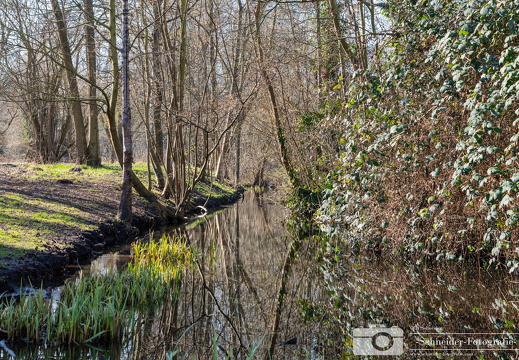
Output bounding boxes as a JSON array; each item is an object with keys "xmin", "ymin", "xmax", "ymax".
[{"xmin": 318, "ymin": 0, "xmax": 519, "ymax": 265}]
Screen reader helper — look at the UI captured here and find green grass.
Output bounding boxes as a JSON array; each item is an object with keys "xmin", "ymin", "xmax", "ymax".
[
  {"xmin": 194, "ymin": 179, "xmax": 235, "ymax": 200},
  {"xmin": 0, "ymin": 163, "xmax": 238, "ymax": 262},
  {"xmin": 22, "ymin": 163, "xmax": 116, "ymax": 181},
  {"xmin": 0, "ymin": 192, "xmax": 98, "ymax": 259},
  {"xmin": 0, "ymin": 163, "xmax": 132, "ymax": 261},
  {"xmin": 0, "ymin": 235, "xmax": 192, "ymax": 344}
]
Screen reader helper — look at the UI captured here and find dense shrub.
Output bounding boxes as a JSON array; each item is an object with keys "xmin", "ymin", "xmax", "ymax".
[{"xmin": 318, "ymin": 0, "xmax": 519, "ymax": 266}]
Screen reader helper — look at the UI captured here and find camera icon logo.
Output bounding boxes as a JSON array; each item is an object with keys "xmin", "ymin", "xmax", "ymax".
[{"xmin": 352, "ymin": 326, "xmax": 404, "ymax": 355}]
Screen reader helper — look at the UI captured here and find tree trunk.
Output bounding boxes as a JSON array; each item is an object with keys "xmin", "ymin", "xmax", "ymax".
[
  {"xmin": 103, "ymin": 0, "xmax": 178, "ymax": 222},
  {"xmin": 254, "ymin": 3, "xmax": 297, "ymax": 187},
  {"xmin": 26, "ymin": 48, "xmax": 42, "ymax": 162},
  {"xmin": 173, "ymin": 119, "xmax": 186, "ymax": 212},
  {"xmin": 118, "ymin": 0, "xmax": 133, "ymax": 223},
  {"xmin": 162, "ymin": 113, "xmax": 174, "ymax": 199},
  {"xmin": 316, "ymin": 1, "xmax": 322, "ymax": 92},
  {"xmin": 172, "ymin": 0, "xmax": 188, "ymax": 215},
  {"xmin": 214, "ymin": 123, "xmax": 230, "ymax": 181},
  {"xmin": 85, "ymin": 0, "xmax": 101, "ymax": 166},
  {"xmin": 253, "ymin": 156, "xmax": 267, "ymax": 187},
  {"xmin": 106, "ymin": 0, "xmax": 121, "ymax": 163},
  {"xmin": 215, "ymin": 0, "xmax": 245, "ymax": 182},
  {"xmin": 234, "ymin": 117, "xmax": 242, "ymax": 186},
  {"xmin": 370, "ymin": 0, "xmax": 378, "ymax": 55},
  {"xmin": 151, "ymin": 1, "xmax": 165, "ymax": 188},
  {"xmin": 50, "ymin": 0, "xmax": 88, "ymax": 164},
  {"xmin": 327, "ymin": 0, "xmax": 359, "ymax": 70}
]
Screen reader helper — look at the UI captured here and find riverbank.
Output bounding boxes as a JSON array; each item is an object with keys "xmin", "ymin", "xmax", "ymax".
[{"xmin": 0, "ymin": 163, "xmax": 243, "ymax": 294}]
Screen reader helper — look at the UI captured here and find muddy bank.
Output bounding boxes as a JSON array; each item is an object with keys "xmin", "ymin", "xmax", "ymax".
[
  {"xmin": 0, "ymin": 181, "xmax": 244, "ymax": 295},
  {"xmin": 0, "ymin": 220, "xmax": 144, "ymax": 295}
]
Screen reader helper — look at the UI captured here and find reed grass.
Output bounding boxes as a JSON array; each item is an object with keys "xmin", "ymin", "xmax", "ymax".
[{"xmin": 0, "ymin": 234, "xmax": 192, "ymax": 344}]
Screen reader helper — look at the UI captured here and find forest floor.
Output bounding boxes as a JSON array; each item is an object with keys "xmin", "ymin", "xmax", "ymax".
[{"xmin": 0, "ymin": 163, "xmax": 242, "ymax": 294}]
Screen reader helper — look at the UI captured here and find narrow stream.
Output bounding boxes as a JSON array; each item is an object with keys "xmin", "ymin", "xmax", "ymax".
[
  {"xmin": 2, "ymin": 191, "xmax": 336, "ymax": 359},
  {"xmin": 3, "ymin": 191, "xmax": 519, "ymax": 359}
]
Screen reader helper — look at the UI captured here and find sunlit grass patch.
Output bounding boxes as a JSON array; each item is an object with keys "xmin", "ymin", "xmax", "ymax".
[
  {"xmin": 0, "ymin": 164, "xmax": 128, "ymax": 259},
  {"xmin": 15, "ymin": 163, "xmax": 155, "ymax": 193},
  {"xmin": 0, "ymin": 235, "xmax": 193, "ymax": 344},
  {"xmin": 0, "ymin": 163, "xmax": 238, "ymax": 262},
  {"xmin": 131, "ymin": 235, "xmax": 194, "ymax": 278},
  {"xmin": 194, "ymin": 179, "xmax": 235, "ymax": 200},
  {"xmin": 0, "ymin": 191, "xmax": 98, "ymax": 258},
  {"xmin": 20, "ymin": 163, "xmax": 121, "ymax": 183}
]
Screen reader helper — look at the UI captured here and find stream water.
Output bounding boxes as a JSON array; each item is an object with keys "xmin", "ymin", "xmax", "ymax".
[{"xmin": 2, "ymin": 191, "xmax": 519, "ymax": 359}]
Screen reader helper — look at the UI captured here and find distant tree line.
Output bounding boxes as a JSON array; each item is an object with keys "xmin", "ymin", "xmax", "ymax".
[{"xmin": 0, "ymin": 0, "xmax": 388, "ymax": 220}]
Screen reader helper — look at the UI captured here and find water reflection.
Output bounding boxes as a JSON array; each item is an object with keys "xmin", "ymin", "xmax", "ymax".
[
  {"xmin": 164, "ymin": 190, "xmax": 335, "ymax": 359},
  {"xmin": 7, "ymin": 190, "xmax": 518, "ymax": 359},
  {"xmin": 323, "ymin": 242, "xmax": 519, "ymax": 358},
  {"xmin": 1, "ymin": 191, "xmax": 335, "ymax": 359}
]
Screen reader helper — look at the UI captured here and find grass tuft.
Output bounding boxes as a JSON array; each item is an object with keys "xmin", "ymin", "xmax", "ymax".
[{"xmin": 0, "ymin": 234, "xmax": 192, "ymax": 344}]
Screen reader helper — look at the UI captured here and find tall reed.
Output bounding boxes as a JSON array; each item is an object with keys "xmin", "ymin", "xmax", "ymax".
[{"xmin": 0, "ymin": 234, "xmax": 192, "ymax": 344}]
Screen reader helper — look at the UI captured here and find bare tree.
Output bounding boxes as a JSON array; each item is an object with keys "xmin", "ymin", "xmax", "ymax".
[
  {"xmin": 254, "ymin": 1, "xmax": 297, "ymax": 186},
  {"xmin": 85, "ymin": 0, "xmax": 101, "ymax": 166},
  {"xmin": 50, "ymin": 0, "xmax": 89, "ymax": 164},
  {"xmin": 118, "ymin": 0, "xmax": 133, "ymax": 223}
]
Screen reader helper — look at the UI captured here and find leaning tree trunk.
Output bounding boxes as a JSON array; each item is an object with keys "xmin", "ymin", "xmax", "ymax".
[
  {"xmin": 254, "ymin": 3, "xmax": 297, "ymax": 187},
  {"xmin": 327, "ymin": 0, "xmax": 359, "ymax": 70}
]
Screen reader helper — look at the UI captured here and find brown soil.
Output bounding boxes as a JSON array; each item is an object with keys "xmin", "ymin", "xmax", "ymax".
[{"xmin": 0, "ymin": 164, "xmax": 242, "ymax": 295}]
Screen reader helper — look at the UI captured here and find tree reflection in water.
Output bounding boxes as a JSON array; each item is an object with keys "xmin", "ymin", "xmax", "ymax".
[
  {"xmin": 165, "ymin": 190, "xmax": 337, "ymax": 359},
  {"xmin": 10, "ymin": 191, "xmax": 518, "ymax": 359},
  {"xmin": 323, "ymin": 240, "xmax": 519, "ymax": 358},
  {"xmin": 1, "ymin": 190, "xmax": 337, "ymax": 359},
  {"xmin": 6, "ymin": 192, "xmax": 519, "ymax": 360}
]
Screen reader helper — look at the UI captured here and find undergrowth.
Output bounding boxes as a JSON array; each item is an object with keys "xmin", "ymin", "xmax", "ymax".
[{"xmin": 317, "ymin": 0, "xmax": 519, "ymax": 268}]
